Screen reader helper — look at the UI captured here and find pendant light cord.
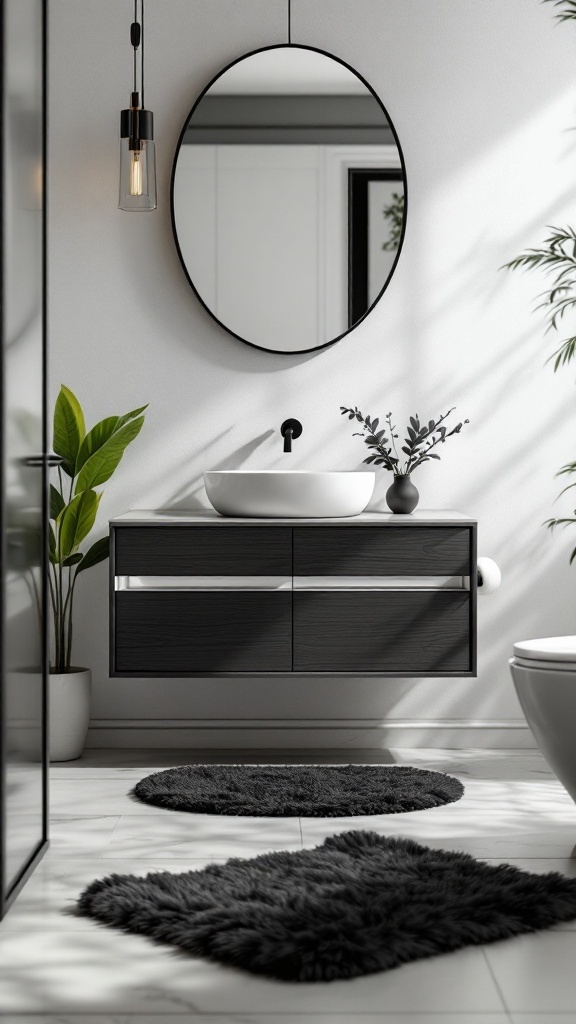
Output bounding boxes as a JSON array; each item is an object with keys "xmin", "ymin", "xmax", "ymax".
[
  {"xmin": 288, "ymin": 0, "xmax": 291, "ymax": 44},
  {"xmin": 131, "ymin": 0, "xmax": 145, "ymax": 103},
  {"xmin": 133, "ymin": 0, "xmax": 138, "ymax": 93},
  {"xmin": 141, "ymin": 0, "xmax": 145, "ymax": 106}
]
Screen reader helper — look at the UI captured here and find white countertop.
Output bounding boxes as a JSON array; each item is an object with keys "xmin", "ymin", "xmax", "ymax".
[{"xmin": 110, "ymin": 509, "xmax": 476, "ymax": 526}]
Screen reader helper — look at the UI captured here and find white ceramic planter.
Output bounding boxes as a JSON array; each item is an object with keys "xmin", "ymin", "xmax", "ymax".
[{"xmin": 49, "ymin": 668, "xmax": 91, "ymax": 762}]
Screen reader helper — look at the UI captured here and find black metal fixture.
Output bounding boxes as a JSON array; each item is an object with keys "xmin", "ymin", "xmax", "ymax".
[
  {"xmin": 280, "ymin": 418, "xmax": 302, "ymax": 453},
  {"xmin": 119, "ymin": 0, "xmax": 156, "ymax": 211}
]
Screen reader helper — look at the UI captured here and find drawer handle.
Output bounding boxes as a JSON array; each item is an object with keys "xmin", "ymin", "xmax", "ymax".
[
  {"xmin": 115, "ymin": 575, "xmax": 292, "ymax": 592},
  {"xmin": 293, "ymin": 576, "xmax": 470, "ymax": 591}
]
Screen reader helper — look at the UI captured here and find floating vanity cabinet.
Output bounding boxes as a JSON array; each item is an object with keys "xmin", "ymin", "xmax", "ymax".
[
  {"xmin": 112, "ymin": 525, "xmax": 292, "ymax": 674},
  {"xmin": 292, "ymin": 526, "xmax": 472, "ymax": 673},
  {"xmin": 110, "ymin": 511, "xmax": 477, "ymax": 677}
]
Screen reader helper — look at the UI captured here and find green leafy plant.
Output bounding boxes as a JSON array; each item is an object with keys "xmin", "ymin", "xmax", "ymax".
[
  {"xmin": 340, "ymin": 406, "xmax": 469, "ymax": 476},
  {"xmin": 50, "ymin": 385, "xmax": 147, "ymax": 672},
  {"xmin": 503, "ymin": 226, "xmax": 576, "ymax": 371},
  {"xmin": 504, "ymin": 4, "xmax": 576, "ymax": 563},
  {"xmin": 382, "ymin": 192, "xmax": 405, "ymax": 252},
  {"xmin": 545, "ymin": 460, "xmax": 576, "ymax": 563}
]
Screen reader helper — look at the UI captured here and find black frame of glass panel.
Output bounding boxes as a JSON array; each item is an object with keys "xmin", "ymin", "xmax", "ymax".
[
  {"xmin": 0, "ymin": 0, "xmax": 49, "ymax": 921},
  {"xmin": 170, "ymin": 43, "xmax": 408, "ymax": 355},
  {"xmin": 348, "ymin": 168, "xmax": 405, "ymax": 329}
]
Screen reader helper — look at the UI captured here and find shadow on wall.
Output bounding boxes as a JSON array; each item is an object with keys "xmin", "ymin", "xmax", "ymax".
[{"xmin": 166, "ymin": 429, "xmax": 275, "ymax": 509}]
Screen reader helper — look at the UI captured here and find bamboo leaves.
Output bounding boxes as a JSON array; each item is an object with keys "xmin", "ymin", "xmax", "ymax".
[
  {"xmin": 543, "ymin": 0, "xmax": 576, "ymax": 22},
  {"xmin": 503, "ymin": 6, "xmax": 576, "ymax": 565},
  {"xmin": 544, "ymin": 460, "xmax": 576, "ymax": 564},
  {"xmin": 545, "ymin": 515, "xmax": 576, "ymax": 564},
  {"xmin": 499, "ymin": 3, "xmax": 576, "ymax": 566},
  {"xmin": 504, "ymin": 227, "xmax": 576, "ymax": 371}
]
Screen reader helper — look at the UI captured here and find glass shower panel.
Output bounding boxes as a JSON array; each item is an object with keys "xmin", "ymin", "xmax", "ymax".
[{"xmin": 2, "ymin": 0, "xmax": 47, "ymax": 899}]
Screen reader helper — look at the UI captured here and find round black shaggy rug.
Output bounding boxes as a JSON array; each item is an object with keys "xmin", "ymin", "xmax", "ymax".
[
  {"xmin": 131, "ymin": 764, "xmax": 464, "ymax": 816},
  {"xmin": 78, "ymin": 830, "xmax": 576, "ymax": 982}
]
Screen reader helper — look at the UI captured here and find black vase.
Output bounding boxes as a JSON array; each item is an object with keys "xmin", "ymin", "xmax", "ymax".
[{"xmin": 386, "ymin": 473, "xmax": 419, "ymax": 514}]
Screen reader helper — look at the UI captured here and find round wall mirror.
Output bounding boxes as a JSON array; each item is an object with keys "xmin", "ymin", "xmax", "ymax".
[{"xmin": 171, "ymin": 45, "xmax": 407, "ymax": 354}]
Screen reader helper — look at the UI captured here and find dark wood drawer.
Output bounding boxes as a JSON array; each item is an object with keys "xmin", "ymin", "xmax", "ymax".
[
  {"xmin": 293, "ymin": 527, "xmax": 471, "ymax": 576},
  {"xmin": 293, "ymin": 590, "xmax": 471, "ymax": 673},
  {"xmin": 114, "ymin": 591, "xmax": 292, "ymax": 673},
  {"xmin": 114, "ymin": 526, "xmax": 292, "ymax": 576}
]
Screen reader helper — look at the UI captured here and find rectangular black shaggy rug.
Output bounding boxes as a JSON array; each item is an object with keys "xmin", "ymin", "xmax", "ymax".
[{"xmin": 78, "ymin": 830, "xmax": 576, "ymax": 982}]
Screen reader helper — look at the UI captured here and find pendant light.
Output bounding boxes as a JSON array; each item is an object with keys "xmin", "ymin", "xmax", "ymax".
[{"xmin": 119, "ymin": 0, "xmax": 156, "ymax": 211}]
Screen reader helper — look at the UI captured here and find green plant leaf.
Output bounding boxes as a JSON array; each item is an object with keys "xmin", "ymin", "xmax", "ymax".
[
  {"xmin": 75, "ymin": 536, "xmax": 110, "ymax": 575},
  {"xmin": 52, "ymin": 385, "xmax": 85, "ymax": 476},
  {"xmin": 74, "ymin": 415, "xmax": 145, "ymax": 494},
  {"xmin": 50, "ymin": 484, "xmax": 65, "ymax": 520},
  {"xmin": 549, "ymin": 336, "xmax": 576, "ymax": 370},
  {"xmin": 59, "ymin": 489, "xmax": 100, "ymax": 558},
  {"xmin": 543, "ymin": 0, "xmax": 576, "ymax": 23},
  {"xmin": 63, "ymin": 553, "xmax": 84, "ymax": 566},
  {"xmin": 75, "ymin": 416, "xmax": 119, "ymax": 474},
  {"xmin": 115, "ymin": 404, "xmax": 149, "ymax": 431},
  {"xmin": 48, "ymin": 523, "xmax": 57, "ymax": 564}
]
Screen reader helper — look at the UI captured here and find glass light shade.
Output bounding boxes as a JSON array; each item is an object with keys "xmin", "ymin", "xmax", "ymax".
[{"xmin": 118, "ymin": 137, "xmax": 156, "ymax": 211}]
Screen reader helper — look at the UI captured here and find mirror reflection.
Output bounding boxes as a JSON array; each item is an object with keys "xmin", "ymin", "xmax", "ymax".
[{"xmin": 172, "ymin": 45, "xmax": 406, "ymax": 353}]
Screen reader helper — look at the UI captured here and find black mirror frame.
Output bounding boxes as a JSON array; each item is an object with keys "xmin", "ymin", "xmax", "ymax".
[{"xmin": 170, "ymin": 43, "xmax": 408, "ymax": 356}]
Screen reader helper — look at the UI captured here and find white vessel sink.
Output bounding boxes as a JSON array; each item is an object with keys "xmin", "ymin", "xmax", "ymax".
[{"xmin": 204, "ymin": 470, "xmax": 375, "ymax": 518}]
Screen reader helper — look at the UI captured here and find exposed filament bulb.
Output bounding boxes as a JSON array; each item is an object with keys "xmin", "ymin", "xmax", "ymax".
[{"xmin": 130, "ymin": 150, "xmax": 143, "ymax": 196}]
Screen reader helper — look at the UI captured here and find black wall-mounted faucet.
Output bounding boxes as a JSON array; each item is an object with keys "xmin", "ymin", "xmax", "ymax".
[{"xmin": 280, "ymin": 418, "xmax": 303, "ymax": 453}]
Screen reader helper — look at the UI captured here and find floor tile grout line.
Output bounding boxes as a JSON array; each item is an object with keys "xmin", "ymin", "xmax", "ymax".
[
  {"xmin": 481, "ymin": 946, "xmax": 512, "ymax": 1019},
  {"xmin": 94, "ymin": 812, "xmax": 124, "ymax": 856}
]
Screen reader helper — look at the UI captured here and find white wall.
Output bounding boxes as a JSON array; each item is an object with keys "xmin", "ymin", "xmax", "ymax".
[{"xmin": 49, "ymin": 0, "xmax": 576, "ymax": 748}]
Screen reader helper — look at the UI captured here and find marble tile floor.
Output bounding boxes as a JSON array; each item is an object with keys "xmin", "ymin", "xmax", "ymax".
[{"xmin": 2, "ymin": 748, "xmax": 576, "ymax": 1024}]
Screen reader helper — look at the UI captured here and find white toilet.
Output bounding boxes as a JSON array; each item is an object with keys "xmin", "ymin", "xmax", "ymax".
[{"xmin": 510, "ymin": 636, "xmax": 576, "ymax": 803}]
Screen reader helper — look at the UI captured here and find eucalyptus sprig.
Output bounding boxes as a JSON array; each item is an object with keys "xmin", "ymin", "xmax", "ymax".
[
  {"xmin": 340, "ymin": 406, "xmax": 469, "ymax": 477},
  {"xmin": 503, "ymin": 226, "xmax": 576, "ymax": 370}
]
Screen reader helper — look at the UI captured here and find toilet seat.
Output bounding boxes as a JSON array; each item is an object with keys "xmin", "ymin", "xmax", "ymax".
[
  {"xmin": 512, "ymin": 636, "xmax": 576, "ymax": 672},
  {"xmin": 511, "ymin": 656, "xmax": 576, "ymax": 671}
]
